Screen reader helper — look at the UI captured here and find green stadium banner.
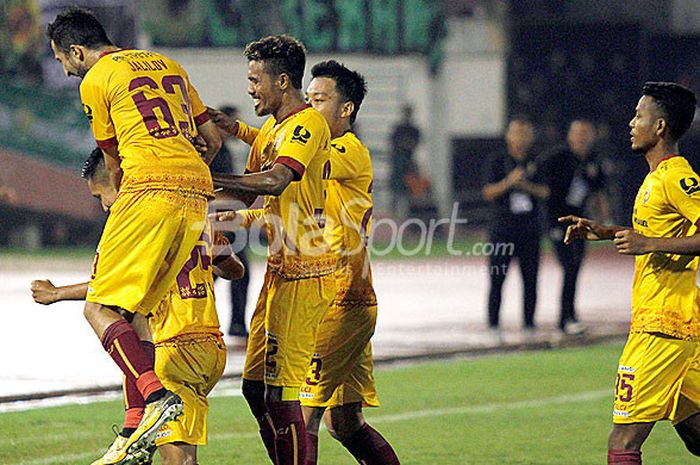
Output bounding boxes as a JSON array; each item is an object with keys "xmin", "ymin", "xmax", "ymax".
[
  {"xmin": 143, "ymin": 0, "xmax": 446, "ymax": 63},
  {"xmin": 0, "ymin": 80, "xmax": 94, "ymax": 169}
]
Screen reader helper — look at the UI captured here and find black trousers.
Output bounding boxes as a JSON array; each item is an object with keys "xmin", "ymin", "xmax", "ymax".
[
  {"xmin": 487, "ymin": 226, "xmax": 540, "ymax": 329},
  {"xmin": 549, "ymin": 225, "xmax": 586, "ymax": 329}
]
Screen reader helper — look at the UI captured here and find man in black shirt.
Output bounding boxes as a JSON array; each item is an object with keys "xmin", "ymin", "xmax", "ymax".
[
  {"xmin": 543, "ymin": 119, "xmax": 609, "ymax": 334},
  {"xmin": 483, "ymin": 116, "xmax": 549, "ymax": 340}
]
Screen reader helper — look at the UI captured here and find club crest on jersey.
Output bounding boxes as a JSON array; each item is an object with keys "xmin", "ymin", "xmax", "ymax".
[
  {"xmin": 643, "ymin": 186, "xmax": 651, "ymax": 204},
  {"xmin": 680, "ymin": 177, "xmax": 700, "ymax": 196},
  {"xmin": 291, "ymin": 125, "xmax": 311, "ymax": 144}
]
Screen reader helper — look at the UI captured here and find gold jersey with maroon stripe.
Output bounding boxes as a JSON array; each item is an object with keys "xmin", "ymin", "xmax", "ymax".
[
  {"xmin": 325, "ymin": 131, "xmax": 377, "ymax": 306},
  {"xmin": 80, "ymin": 49, "xmax": 213, "ymax": 196},
  {"xmin": 148, "ymin": 224, "xmax": 222, "ymax": 344},
  {"xmin": 631, "ymin": 155, "xmax": 700, "ymax": 340},
  {"xmin": 243, "ymin": 105, "xmax": 336, "ymax": 279}
]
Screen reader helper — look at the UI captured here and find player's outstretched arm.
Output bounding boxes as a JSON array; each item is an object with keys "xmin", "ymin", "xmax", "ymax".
[
  {"xmin": 206, "ymin": 107, "xmax": 260, "ymax": 146},
  {"xmin": 558, "ymin": 215, "xmax": 627, "ymax": 244},
  {"xmin": 614, "ymin": 229, "xmax": 700, "ymax": 256},
  {"xmin": 30, "ymin": 280, "xmax": 88, "ymax": 305},
  {"xmin": 212, "ymin": 164, "xmax": 294, "ymax": 197}
]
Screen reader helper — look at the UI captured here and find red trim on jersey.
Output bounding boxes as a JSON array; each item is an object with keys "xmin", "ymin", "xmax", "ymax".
[
  {"xmin": 98, "ymin": 49, "xmax": 124, "ymax": 59},
  {"xmin": 194, "ymin": 111, "xmax": 210, "ymax": 126},
  {"xmin": 96, "ymin": 136, "xmax": 118, "ymax": 149},
  {"xmin": 694, "ymin": 217, "xmax": 700, "ymax": 229},
  {"xmin": 275, "ymin": 156, "xmax": 305, "ymax": 181},
  {"xmin": 652, "ymin": 153, "xmax": 679, "ymax": 171},
  {"xmin": 277, "ymin": 104, "xmax": 311, "ymax": 124}
]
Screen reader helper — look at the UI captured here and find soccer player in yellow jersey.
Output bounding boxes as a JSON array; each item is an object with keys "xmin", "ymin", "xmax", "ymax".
[
  {"xmin": 299, "ymin": 60, "xmax": 400, "ymax": 465},
  {"xmin": 31, "ymin": 149, "xmax": 243, "ymax": 465},
  {"xmin": 47, "ymin": 8, "xmax": 221, "ymax": 463},
  {"xmin": 561, "ymin": 82, "xmax": 700, "ymax": 464},
  {"xmin": 210, "ymin": 35, "xmax": 335, "ymax": 465}
]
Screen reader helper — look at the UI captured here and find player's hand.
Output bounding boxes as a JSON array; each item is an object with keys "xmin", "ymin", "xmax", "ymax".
[
  {"xmin": 209, "ymin": 211, "xmax": 237, "ymax": 222},
  {"xmin": 207, "ymin": 107, "xmax": 238, "ymax": 136},
  {"xmin": 192, "ymin": 135, "xmax": 208, "ymax": 155},
  {"xmin": 31, "ymin": 279, "xmax": 59, "ymax": 305},
  {"xmin": 558, "ymin": 215, "xmax": 606, "ymax": 244},
  {"xmin": 613, "ymin": 230, "xmax": 653, "ymax": 255}
]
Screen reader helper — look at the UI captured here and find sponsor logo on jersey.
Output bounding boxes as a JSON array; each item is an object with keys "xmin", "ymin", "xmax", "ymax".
[
  {"xmin": 681, "ymin": 177, "xmax": 700, "ymax": 196},
  {"xmin": 291, "ymin": 125, "xmax": 311, "ymax": 144},
  {"xmin": 83, "ymin": 104, "xmax": 93, "ymax": 123}
]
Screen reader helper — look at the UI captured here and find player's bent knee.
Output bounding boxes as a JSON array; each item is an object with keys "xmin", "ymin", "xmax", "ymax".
[{"xmin": 326, "ymin": 405, "xmax": 365, "ymax": 442}]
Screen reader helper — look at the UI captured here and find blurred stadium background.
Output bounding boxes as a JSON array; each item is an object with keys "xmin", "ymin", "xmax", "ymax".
[
  {"xmin": 1, "ymin": 0, "xmax": 699, "ymax": 400},
  {"xmin": 1, "ymin": 0, "xmax": 698, "ymax": 250},
  {"xmin": 1, "ymin": 1, "xmax": 700, "ymax": 463}
]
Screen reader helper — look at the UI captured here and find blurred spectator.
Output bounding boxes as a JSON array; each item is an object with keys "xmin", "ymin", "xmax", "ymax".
[
  {"xmin": 389, "ymin": 104, "xmax": 421, "ymax": 217},
  {"xmin": 482, "ymin": 116, "xmax": 549, "ymax": 341},
  {"xmin": 542, "ymin": 119, "xmax": 609, "ymax": 335},
  {"xmin": 0, "ymin": 0, "xmax": 43, "ymax": 85},
  {"xmin": 209, "ymin": 105, "xmax": 250, "ymax": 348},
  {"xmin": 0, "ymin": 171, "xmax": 17, "ymax": 204}
]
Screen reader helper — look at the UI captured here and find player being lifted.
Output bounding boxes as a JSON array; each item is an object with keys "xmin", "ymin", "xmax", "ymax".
[
  {"xmin": 299, "ymin": 60, "xmax": 400, "ymax": 465},
  {"xmin": 47, "ymin": 8, "xmax": 221, "ymax": 463},
  {"xmin": 31, "ymin": 148, "xmax": 243, "ymax": 465},
  {"xmin": 561, "ymin": 82, "xmax": 700, "ymax": 464},
  {"xmin": 209, "ymin": 35, "xmax": 336, "ymax": 465}
]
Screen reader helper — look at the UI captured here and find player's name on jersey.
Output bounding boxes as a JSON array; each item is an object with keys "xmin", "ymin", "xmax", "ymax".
[{"xmin": 128, "ymin": 58, "xmax": 169, "ymax": 72}]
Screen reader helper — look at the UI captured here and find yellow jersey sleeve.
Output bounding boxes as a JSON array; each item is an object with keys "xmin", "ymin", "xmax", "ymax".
[
  {"xmin": 237, "ymin": 121, "xmax": 260, "ymax": 146},
  {"xmin": 80, "ymin": 77, "xmax": 117, "ymax": 149},
  {"xmin": 181, "ymin": 66, "xmax": 209, "ymax": 128},
  {"xmin": 330, "ymin": 138, "xmax": 368, "ymax": 181},
  {"xmin": 663, "ymin": 163, "xmax": 700, "ymax": 225},
  {"xmin": 274, "ymin": 109, "xmax": 328, "ymax": 181}
]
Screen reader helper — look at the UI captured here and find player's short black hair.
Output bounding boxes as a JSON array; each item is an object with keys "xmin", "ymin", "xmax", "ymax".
[
  {"xmin": 311, "ymin": 60, "xmax": 368, "ymax": 124},
  {"xmin": 82, "ymin": 147, "xmax": 106, "ymax": 181},
  {"xmin": 244, "ymin": 35, "xmax": 306, "ymax": 89},
  {"xmin": 47, "ymin": 7, "xmax": 113, "ymax": 53},
  {"xmin": 642, "ymin": 82, "xmax": 697, "ymax": 141}
]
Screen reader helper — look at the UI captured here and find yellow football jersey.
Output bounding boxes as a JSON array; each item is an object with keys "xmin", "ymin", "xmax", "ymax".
[
  {"xmin": 148, "ymin": 226, "xmax": 222, "ymax": 344},
  {"xmin": 325, "ymin": 131, "xmax": 377, "ymax": 306},
  {"xmin": 245, "ymin": 105, "xmax": 336, "ymax": 279},
  {"xmin": 631, "ymin": 155, "xmax": 700, "ymax": 340},
  {"xmin": 80, "ymin": 49, "xmax": 213, "ymax": 196}
]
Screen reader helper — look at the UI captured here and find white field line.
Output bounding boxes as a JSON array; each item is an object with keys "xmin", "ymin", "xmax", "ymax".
[{"xmin": 7, "ymin": 389, "xmax": 612, "ymax": 465}]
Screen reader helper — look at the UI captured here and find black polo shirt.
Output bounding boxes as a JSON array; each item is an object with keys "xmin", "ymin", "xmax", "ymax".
[
  {"xmin": 542, "ymin": 146, "xmax": 606, "ymax": 227},
  {"xmin": 484, "ymin": 149, "xmax": 544, "ymax": 233}
]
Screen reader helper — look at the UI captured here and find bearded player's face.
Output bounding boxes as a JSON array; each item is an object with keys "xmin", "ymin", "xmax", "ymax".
[
  {"xmin": 247, "ymin": 60, "xmax": 283, "ymax": 117},
  {"xmin": 50, "ymin": 41, "xmax": 86, "ymax": 79}
]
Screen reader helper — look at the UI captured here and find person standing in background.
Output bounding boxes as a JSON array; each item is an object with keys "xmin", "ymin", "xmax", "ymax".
[
  {"xmin": 543, "ymin": 119, "xmax": 610, "ymax": 335},
  {"xmin": 389, "ymin": 104, "xmax": 421, "ymax": 217},
  {"xmin": 209, "ymin": 104, "xmax": 250, "ymax": 349},
  {"xmin": 482, "ymin": 116, "xmax": 549, "ymax": 342}
]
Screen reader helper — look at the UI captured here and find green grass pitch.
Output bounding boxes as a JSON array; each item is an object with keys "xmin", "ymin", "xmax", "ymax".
[{"xmin": 1, "ymin": 343, "xmax": 695, "ymax": 464}]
